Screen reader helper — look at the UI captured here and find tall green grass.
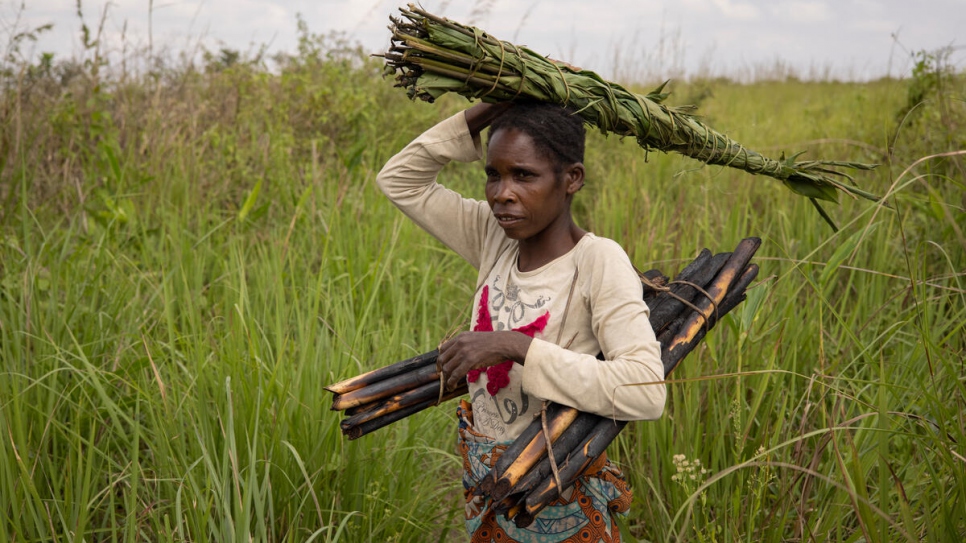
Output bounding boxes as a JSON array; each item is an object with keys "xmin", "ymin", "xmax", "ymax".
[{"xmin": 1, "ymin": 23, "xmax": 963, "ymax": 541}]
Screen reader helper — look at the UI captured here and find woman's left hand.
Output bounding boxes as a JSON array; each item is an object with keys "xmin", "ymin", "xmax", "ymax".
[{"xmin": 438, "ymin": 331, "xmax": 532, "ymax": 390}]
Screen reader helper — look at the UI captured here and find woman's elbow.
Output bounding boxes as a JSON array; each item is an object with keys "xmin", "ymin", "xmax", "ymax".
[
  {"xmin": 642, "ymin": 387, "xmax": 666, "ymax": 420},
  {"xmin": 374, "ymin": 167, "xmax": 393, "ymax": 197},
  {"xmin": 614, "ymin": 383, "xmax": 666, "ymax": 421}
]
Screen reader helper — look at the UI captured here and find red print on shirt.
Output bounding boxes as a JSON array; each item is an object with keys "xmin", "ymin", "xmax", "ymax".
[{"xmin": 467, "ymin": 285, "xmax": 550, "ymax": 395}]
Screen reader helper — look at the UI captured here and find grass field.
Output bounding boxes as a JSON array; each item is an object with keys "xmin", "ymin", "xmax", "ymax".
[{"xmin": 1, "ymin": 23, "xmax": 964, "ymax": 542}]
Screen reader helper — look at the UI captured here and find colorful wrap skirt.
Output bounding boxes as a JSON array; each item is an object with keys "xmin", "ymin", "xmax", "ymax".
[{"xmin": 457, "ymin": 400, "xmax": 632, "ymax": 543}]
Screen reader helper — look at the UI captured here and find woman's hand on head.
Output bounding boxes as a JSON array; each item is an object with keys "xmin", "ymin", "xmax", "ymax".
[
  {"xmin": 438, "ymin": 331, "xmax": 532, "ymax": 390},
  {"xmin": 464, "ymin": 102, "xmax": 513, "ymax": 138}
]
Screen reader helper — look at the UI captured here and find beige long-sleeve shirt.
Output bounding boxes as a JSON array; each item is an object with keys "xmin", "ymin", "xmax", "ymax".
[{"xmin": 376, "ymin": 112, "xmax": 666, "ymax": 442}]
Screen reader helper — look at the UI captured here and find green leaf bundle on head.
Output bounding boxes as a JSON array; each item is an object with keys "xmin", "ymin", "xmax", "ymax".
[{"xmin": 380, "ymin": 5, "xmax": 881, "ymax": 230}]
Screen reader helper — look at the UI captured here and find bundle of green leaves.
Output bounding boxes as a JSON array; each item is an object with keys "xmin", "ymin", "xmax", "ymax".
[{"xmin": 382, "ymin": 5, "xmax": 881, "ymax": 228}]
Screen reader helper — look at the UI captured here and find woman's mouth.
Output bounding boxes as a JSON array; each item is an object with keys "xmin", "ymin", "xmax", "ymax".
[{"xmin": 495, "ymin": 214, "xmax": 524, "ymax": 227}]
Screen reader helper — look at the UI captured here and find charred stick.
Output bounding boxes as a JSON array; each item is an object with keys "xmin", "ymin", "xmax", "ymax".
[
  {"xmin": 492, "ymin": 492, "xmax": 525, "ymax": 517},
  {"xmin": 488, "ymin": 406, "xmax": 581, "ymax": 499},
  {"xmin": 662, "ymin": 263, "xmax": 759, "ymax": 374},
  {"xmin": 639, "ymin": 268, "xmax": 669, "ymax": 305},
  {"xmin": 326, "ymin": 349, "xmax": 438, "ymax": 395},
  {"xmin": 332, "ymin": 361, "xmax": 440, "ymax": 411},
  {"xmin": 644, "ymin": 248, "xmax": 712, "ymax": 318},
  {"xmin": 343, "ymin": 383, "xmax": 468, "ymax": 440},
  {"xmin": 662, "ymin": 238, "xmax": 761, "ymax": 367},
  {"xmin": 340, "ymin": 378, "xmax": 447, "ymax": 428},
  {"xmin": 479, "ymin": 404, "xmax": 572, "ymax": 495},
  {"xmin": 649, "ymin": 251, "xmax": 732, "ymax": 334},
  {"xmin": 724, "ymin": 263, "xmax": 759, "ymax": 307},
  {"xmin": 515, "ymin": 417, "xmax": 627, "ymax": 527},
  {"xmin": 491, "ymin": 411, "xmax": 601, "ymax": 503},
  {"xmin": 655, "ymin": 262, "xmax": 759, "ymax": 349},
  {"xmin": 344, "ymin": 397, "xmax": 436, "ymax": 440}
]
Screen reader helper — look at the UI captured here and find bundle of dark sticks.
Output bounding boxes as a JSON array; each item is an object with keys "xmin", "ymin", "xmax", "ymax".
[{"xmin": 326, "ymin": 237, "xmax": 761, "ymax": 526}]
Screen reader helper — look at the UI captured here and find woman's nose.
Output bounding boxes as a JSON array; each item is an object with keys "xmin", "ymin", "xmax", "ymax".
[{"xmin": 493, "ymin": 178, "xmax": 515, "ymax": 202}]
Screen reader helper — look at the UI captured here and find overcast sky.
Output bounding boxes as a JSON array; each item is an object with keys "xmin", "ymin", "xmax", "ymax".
[{"xmin": 14, "ymin": 0, "xmax": 966, "ymax": 81}]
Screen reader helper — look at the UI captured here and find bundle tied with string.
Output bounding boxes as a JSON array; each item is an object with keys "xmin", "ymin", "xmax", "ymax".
[
  {"xmin": 379, "ymin": 5, "xmax": 882, "ymax": 230},
  {"xmin": 326, "ymin": 237, "xmax": 762, "ymax": 526}
]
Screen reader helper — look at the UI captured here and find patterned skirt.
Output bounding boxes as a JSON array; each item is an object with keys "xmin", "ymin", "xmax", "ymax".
[{"xmin": 457, "ymin": 400, "xmax": 632, "ymax": 543}]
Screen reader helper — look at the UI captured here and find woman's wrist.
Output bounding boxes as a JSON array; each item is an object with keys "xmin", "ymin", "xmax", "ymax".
[
  {"xmin": 502, "ymin": 331, "xmax": 533, "ymax": 364},
  {"xmin": 464, "ymin": 102, "xmax": 513, "ymax": 137}
]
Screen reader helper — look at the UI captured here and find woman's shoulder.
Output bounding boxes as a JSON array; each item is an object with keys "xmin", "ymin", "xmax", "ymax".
[
  {"xmin": 570, "ymin": 235, "xmax": 645, "ymax": 312},
  {"xmin": 574, "ymin": 233, "xmax": 634, "ymax": 266},
  {"xmin": 573, "ymin": 234, "xmax": 641, "ymax": 292}
]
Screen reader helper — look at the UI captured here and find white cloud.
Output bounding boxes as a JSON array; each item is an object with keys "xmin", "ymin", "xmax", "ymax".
[
  {"xmin": 771, "ymin": 1, "xmax": 833, "ymax": 24},
  {"xmin": 852, "ymin": 19, "xmax": 900, "ymax": 34},
  {"xmin": 678, "ymin": 0, "xmax": 715, "ymax": 14},
  {"xmin": 710, "ymin": 0, "xmax": 761, "ymax": 21}
]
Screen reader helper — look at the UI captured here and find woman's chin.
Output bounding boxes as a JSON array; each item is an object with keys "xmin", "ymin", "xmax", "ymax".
[
  {"xmin": 500, "ymin": 227, "xmax": 530, "ymax": 240},
  {"xmin": 497, "ymin": 220, "xmax": 528, "ymax": 239}
]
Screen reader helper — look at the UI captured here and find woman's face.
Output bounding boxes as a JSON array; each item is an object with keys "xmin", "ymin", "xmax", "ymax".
[{"xmin": 484, "ymin": 128, "xmax": 583, "ymax": 244}]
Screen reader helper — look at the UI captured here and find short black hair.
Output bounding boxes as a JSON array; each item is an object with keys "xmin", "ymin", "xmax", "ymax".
[{"xmin": 487, "ymin": 102, "xmax": 585, "ymax": 172}]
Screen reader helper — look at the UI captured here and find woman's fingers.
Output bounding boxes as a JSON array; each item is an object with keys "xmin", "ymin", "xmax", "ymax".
[
  {"xmin": 463, "ymin": 102, "xmax": 513, "ymax": 136},
  {"xmin": 438, "ymin": 331, "xmax": 531, "ymax": 390},
  {"xmin": 443, "ymin": 358, "xmax": 471, "ymax": 390},
  {"xmin": 439, "ymin": 333, "xmax": 489, "ymax": 389}
]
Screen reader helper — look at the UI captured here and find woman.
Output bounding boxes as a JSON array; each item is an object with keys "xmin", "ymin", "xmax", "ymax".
[{"xmin": 376, "ymin": 101, "xmax": 666, "ymax": 542}]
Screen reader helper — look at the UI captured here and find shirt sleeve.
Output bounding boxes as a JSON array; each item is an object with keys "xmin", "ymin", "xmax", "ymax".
[
  {"xmin": 520, "ymin": 239, "xmax": 666, "ymax": 421},
  {"xmin": 375, "ymin": 111, "xmax": 494, "ymax": 270}
]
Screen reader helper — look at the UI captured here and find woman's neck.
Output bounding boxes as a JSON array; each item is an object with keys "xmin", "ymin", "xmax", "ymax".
[{"xmin": 516, "ymin": 222, "xmax": 588, "ymax": 272}]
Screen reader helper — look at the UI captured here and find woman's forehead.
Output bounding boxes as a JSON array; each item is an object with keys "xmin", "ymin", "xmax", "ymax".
[{"xmin": 487, "ymin": 128, "xmax": 558, "ymax": 168}]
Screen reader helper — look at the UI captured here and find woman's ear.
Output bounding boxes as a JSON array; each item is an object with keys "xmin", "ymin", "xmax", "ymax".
[{"xmin": 564, "ymin": 163, "xmax": 585, "ymax": 195}]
